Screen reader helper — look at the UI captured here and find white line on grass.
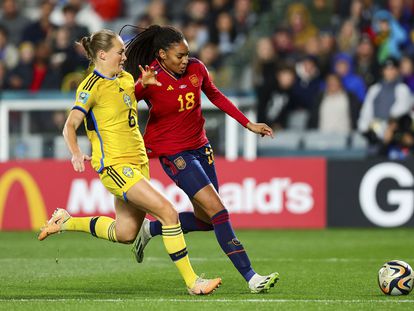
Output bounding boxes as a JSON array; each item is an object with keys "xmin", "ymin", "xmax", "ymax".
[
  {"xmin": 2, "ymin": 257, "xmax": 414, "ymax": 263},
  {"xmin": 1, "ymin": 298, "xmax": 413, "ymax": 304}
]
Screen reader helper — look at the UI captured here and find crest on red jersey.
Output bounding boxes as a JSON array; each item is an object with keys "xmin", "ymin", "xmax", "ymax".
[{"xmin": 189, "ymin": 74, "xmax": 199, "ymax": 87}]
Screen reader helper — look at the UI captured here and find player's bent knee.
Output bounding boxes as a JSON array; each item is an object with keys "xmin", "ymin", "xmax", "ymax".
[
  {"xmin": 116, "ymin": 233, "xmax": 136, "ymax": 244},
  {"xmin": 115, "ymin": 227, "xmax": 138, "ymax": 244},
  {"xmin": 158, "ymin": 202, "xmax": 179, "ymax": 226},
  {"xmin": 199, "ymin": 202, "xmax": 225, "ymax": 218}
]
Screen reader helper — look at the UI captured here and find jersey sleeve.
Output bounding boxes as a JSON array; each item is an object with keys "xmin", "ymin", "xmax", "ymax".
[
  {"xmin": 73, "ymin": 82, "xmax": 96, "ymax": 115},
  {"xmin": 200, "ymin": 61, "xmax": 250, "ymax": 127}
]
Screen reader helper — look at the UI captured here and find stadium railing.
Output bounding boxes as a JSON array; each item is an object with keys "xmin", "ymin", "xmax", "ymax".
[{"xmin": 0, "ymin": 91, "xmax": 257, "ymax": 161}]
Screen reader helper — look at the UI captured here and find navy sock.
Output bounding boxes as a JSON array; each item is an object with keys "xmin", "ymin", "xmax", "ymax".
[
  {"xmin": 211, "ymin": 209, "xmax": 255, "ymax": 282},
  {"xmin": 149, "ymin": 212, "xmax": 213, "ymax": 236}
]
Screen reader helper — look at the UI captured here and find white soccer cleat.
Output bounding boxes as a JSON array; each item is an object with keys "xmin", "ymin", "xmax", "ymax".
[
  {"xmin": 187, "ymin": 276, "xmax": 222, "ymax": 295},
  {"xmin": 38, "ymin": 208, "xmax": 71, "ymax": 241},
  {"xmin": 132, "ymin": 218, "xmax": 152, "ymax": 263},
  {"xmin": 249, "ymin": 272, "xmax": 279, "ymax": 293}
]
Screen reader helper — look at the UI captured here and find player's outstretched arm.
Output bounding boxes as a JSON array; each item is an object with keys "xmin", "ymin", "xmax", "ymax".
[{"xmin": 246, "ymin": 122, "xmax": 274, "ymax": 138}]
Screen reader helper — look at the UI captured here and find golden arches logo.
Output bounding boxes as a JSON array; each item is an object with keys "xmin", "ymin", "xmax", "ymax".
[{"xmin": 0, "ymin": 167, "xmax": 47, "ymax": 230}]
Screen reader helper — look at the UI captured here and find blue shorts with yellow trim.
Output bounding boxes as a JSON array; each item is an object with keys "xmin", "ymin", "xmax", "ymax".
[
  {"xmin": 99, "ymin": 162, "xmax": 149, "ymax": 201},
  {"xmin": 159, "ymin": 144, "xmax": 218, "ymax": 198}
]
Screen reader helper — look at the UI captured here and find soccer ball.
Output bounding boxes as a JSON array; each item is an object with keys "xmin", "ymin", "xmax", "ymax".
[{"xmin": 378, "ymin": 260, "xmax": 414, "ymax": 295}]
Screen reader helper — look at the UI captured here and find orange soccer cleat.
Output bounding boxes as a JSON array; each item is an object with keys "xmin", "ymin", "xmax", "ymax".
[
  {"xmin": 187, "ymin": 275, "xmax": 222, "ymax": 295},
  {"xmin": 38, "ymin": 208, "xmax": 71, "ymax": 241}
]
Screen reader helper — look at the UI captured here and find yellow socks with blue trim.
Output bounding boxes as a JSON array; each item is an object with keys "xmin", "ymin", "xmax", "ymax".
[
  {"xmin": 62, "ymin": 216, "xmax": 117, "ymax": 242},
  {"xmin": 162, "ymin": 223, "xmax": 198, "ymax": 288}
]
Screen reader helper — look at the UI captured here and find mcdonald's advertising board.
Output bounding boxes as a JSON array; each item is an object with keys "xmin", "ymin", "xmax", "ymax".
[{"xmin": 0, "ymin": 158, "xmax": 326, "ymax": 230}]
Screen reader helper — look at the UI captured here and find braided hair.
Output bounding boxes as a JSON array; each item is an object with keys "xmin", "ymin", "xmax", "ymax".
[{"xmin": 124, "ymin": 25, "xmax": 185, "ymax": 81}]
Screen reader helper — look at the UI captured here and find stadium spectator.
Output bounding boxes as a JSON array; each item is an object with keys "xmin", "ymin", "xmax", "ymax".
[
  {"xmin": 372, "ymin": 9, "xmax": 407, "ymax": 63},
  {"xmin": 382, "ymin": 114, "xmax": 414, "ymax": 159},
  {"xmin": 0, "ymin": 25, "xmax": 18, "ymax": 70},
  {"xmin": 271, "ymin": 26, "xmax": 296, "ymax": 63},
  {"xmin": 205, "ymin": 0, "xmax": 233, "ymax": 38},
  {"xmin": 183, "ymin": 0, "xmax": 210, "ymax": 25},
  {"xmin": 209, "ymin": 11, "xmax": 239, "ymax": 56},
  {"xmin": 399, "ymin": 54, "xmax": 414, "ymax": 92},
  {"xmin": 39, "ymin": 28, "xmax": 222, "ymax": 296},
  {"xmin": 357, "ymin": 57, "xmax": 413, "ymax": 154},
  {"xmin": 337, "ymin": 19, "xmax": 361, "ymax": 54},
  {"xmin": 386, "ymin": 0, "xmax": 414, "ymax": 36},
  {"xmin": 0, "ymin": 0, "xmax": 30, "ymax": 45},
  {"xmin": 6, "ymin": 41, "xmax": 35, "ymax": 90},
  {"xmin": 165, "ymin": 0, "xmax": 190, "ymax": 24},
  {"xmin": 210, "ymin": 0, "xmax": 233, "ymax": 18},
  {"xmin": 60, "ymin": 4, "xmax": 89, "ymax": 43},
  {"xmin": 51, "ymin": 27, "xmax": 84, "ymax": 78},
  {"xmin": 285, "ymin": 2, "xmax": 319, "ymax": 51},
  {"xmin": 50, "ymin": 0, "xmax": 104, "ymax": 33},
  {"xmin": 332, "ymin": 52, "xmax": 367, "ymax": 103},
  {"xmin": 198, "ymin": 42, "xmax": 231, "ymax": 88},
  {"xmin": 353, "ymin": 35, "xmax": 380, "ymax": 87},
  {"xmin": 252, "ymin": 37, "xmax": 278, "ymax": 123},
  {"xmin": 146, "ymin": 0, "xmax": 169, "ymax": 25},
  {"xmin": 0, "ymin": 60, "xmax": 7, "ymax": 89},
  {"xmin": 124, "ymin": 24, "xmax": 279, "ymax": 293},
  {"xmin": 302, "ymin": 35, "xmax": 321, "ymax": 60},
  {"xmin": 308, "ymin": 73, "xmax": 360, "ymax": 133},
  {"xmin": 232, "ymin": 0, "xmax": 257, "ymax": 41},
  {"xmin": 135, "ymin": 13, "xmax": 153, "ymax": 30},
  {"xmin": 274, "ymin": 55, "xmax": 323, "ymax": 129},
  {"xmin": 21, "ymin": 0, "xmax": 57, "ymax": 44},
  {"xmin": 318, "ymin": 29, "xmax": 337, "ymax": 77},
  {"xmin": 182, "ymin": 20, "xmax": 209, "ymax": 56},
  {"xmin": 198, "ymin": 42, "xmax": 221, "ymax": 71},
  {"xmin": 339, "ymin": 0, "xmax": 379, "ymax": 34},
  {"xmin": 29, "ymin": 40, "xmax": 62, "ymax": 91},
  {"xmin": 308, "ymin": 0, "xmax": 336, "ymax": 30},
  {"xmin": 265, "ymin": 63, "xmax": 296, "ymax": 129}
]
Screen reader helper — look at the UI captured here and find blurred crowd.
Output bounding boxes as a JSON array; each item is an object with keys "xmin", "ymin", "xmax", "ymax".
[
  {"xmin": 250, "ymin": 0, "xmax": 414, "ymax": 160},
  {"xmin": 2, "ymin": 0, "xmax": 414, "ymax": 159}
]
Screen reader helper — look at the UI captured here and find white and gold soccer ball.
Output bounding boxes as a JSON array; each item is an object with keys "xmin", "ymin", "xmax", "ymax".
[{"xmin": 378, "ymin": 260, "xmax": 414, "ymax": 295}]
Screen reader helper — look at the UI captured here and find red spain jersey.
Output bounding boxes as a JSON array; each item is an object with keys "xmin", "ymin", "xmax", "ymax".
[{"xmin": 135, "ymin": 58, "xmax": 250, "ymax": 157}]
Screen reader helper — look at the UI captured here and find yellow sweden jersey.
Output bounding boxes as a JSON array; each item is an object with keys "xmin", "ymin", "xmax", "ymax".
[{"xmin": 73, "ymin": 70, "xmax": 148, "ymax": 172}]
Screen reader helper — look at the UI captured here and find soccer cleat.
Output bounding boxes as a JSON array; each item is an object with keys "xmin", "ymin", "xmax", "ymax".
[
  {"xmin": 249, "ymin": 272, "xmax": 279, "ymax": 293},
  {"xmin": 132, "ymin": 218, "xmax": 152, "ymax": 263},
  {"xmin": 38, "ymin": 208, "xmax": 71, "ymax": 241},
  {"xmin": 187, "ymin": 276, "xmax": 222, "ymax": 295}
]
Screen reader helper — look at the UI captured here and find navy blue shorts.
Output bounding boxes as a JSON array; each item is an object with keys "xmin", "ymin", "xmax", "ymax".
[{"xmin": 159, "ymin": 144, "xmax": 219, "ymax": 198}]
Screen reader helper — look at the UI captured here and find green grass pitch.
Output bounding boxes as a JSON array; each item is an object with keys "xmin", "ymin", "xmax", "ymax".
[{"xmin": 1, "ymin": 229, "xmax": 414, "ymax": 310}]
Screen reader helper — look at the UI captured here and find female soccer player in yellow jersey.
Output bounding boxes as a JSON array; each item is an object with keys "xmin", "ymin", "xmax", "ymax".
[{"xmin": 37, "ymin": 29, "xmax": 221, "ymax": 295}]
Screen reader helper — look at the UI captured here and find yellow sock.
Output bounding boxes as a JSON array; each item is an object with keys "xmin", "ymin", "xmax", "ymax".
[
  {"xmin": 62, "ymin": 216, "xmax": 117, "ymax": 242},
  {"xmin": 162, "ymin": 223, "xmax": 198, "ymax": 288}
]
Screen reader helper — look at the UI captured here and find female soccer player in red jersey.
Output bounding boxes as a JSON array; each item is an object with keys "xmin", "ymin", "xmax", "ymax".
[{"xmin": 125, "ymin": 25, "xmax": 279, "ymax": 293}]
